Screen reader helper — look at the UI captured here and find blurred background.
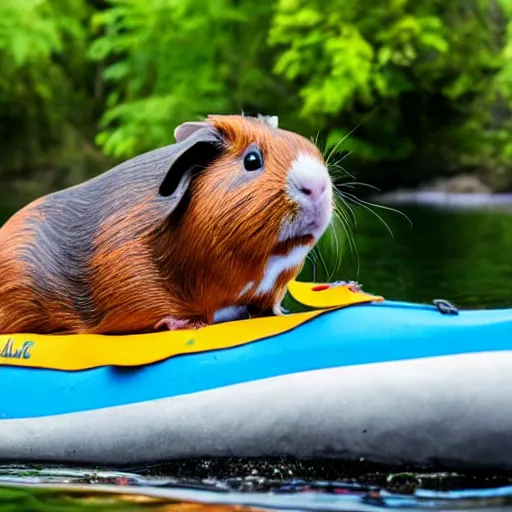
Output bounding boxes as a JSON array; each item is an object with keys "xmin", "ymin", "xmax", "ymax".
[
  {"xmin": 1, "ymin": 0, "xmax": 512, "ymax": 306},
  {"xmin": 1, "ymin": 0, "xmax": 512, "ymax": 197}
]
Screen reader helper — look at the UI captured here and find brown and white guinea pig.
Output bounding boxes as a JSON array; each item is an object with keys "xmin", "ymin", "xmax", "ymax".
[{"xmin": 0, "ymin": 114, "xmax": 333, "ymax": 335}]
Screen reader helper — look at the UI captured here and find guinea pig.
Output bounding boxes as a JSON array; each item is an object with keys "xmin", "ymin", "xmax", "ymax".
[{"xmin": 0, "ymin": 114, "xmax": 333, "ymax": 335}]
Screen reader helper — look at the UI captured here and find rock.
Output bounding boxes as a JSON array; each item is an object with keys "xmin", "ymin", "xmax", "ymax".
[{"xmin": 443, "ymin": 174, "xmax": 492, "ymax": 194}]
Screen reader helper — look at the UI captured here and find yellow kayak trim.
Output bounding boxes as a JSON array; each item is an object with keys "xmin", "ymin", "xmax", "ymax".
[
  {"xmin": 0, "ymin": 281, "xmax": 383, "ymax": 371},
  {"xmin": 287, "ymin": 280, "xmax": 383, "ymax": 309}
]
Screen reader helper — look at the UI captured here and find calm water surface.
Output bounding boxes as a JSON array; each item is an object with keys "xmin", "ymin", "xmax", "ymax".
[
  {"xmin": 334, "ymin": 203, "xmax": 512, "ymax": 309},
  {"xmin": 0, "ymin": 200, "xmax": 512, "ymax": 511}
]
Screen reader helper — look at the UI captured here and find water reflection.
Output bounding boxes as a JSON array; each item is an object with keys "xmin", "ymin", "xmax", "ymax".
[{"xmin": 1, "ymin": 466, "xmax": 512, "ymax": 512}]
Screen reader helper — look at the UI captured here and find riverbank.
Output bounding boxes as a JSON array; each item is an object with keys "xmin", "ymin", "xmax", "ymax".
[{"xmin": 372, "ymin": 173, "xmax": 512, "ymax": 211}]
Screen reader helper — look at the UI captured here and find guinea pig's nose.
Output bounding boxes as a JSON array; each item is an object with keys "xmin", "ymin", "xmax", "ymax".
[
  {"xmin": 288, "ymin": 153, "xmax": 331, "ymax": 203},
  {"xmin": 297, "ymin": 181, "xmax": 327, "ymax": 201}
]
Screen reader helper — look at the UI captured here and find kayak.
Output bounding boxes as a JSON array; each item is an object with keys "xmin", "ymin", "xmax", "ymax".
[{"xmin": 0, "ymin": 280, "xmax": 511, "ymax": 470}]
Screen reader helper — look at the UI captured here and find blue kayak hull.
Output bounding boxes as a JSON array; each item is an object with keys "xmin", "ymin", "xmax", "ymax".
[{"xmin": 1, "ymin": 300, "xmax": 511, "ymax": 469}]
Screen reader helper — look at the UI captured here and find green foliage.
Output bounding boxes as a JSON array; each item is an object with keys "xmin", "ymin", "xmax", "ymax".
[
  {"xmin": 268, "ymin": 0, "xmax": 509, "ymax": 175},
  {"xmin": 0, "ymin": 0, "xmax": 61, "ymax": 66},
  {"xmin": 88, "ymin": 0, "xmax": 293, "ymax": 158},
  {"xmin": 0, "ymin": 0, "xmax": 96, "ymax": 181},
  {"xmin": 489, "ymin": 0, "xmax": 512, "ymax": 163},
  {"xmin": 0, "ymin": 0, "xmax": 511, "ymax": 191}
]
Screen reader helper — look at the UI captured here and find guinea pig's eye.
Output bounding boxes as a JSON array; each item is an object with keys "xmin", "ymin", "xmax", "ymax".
[{"xmin": 243, "ymin": 149, "xmax": 263, "ymax": 171}]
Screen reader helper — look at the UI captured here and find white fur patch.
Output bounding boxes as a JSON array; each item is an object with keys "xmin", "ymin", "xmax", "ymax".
[
  {"xmin": 213, "ymin": 305, "xmax": 250, "ymax": 324},
  {"xmin": 238, "ymin": 281, "xmax": 254, "ymax": 298},
  {"xmin": 256, "ymin": 246, "xmax": 310, "ymax": 295}
]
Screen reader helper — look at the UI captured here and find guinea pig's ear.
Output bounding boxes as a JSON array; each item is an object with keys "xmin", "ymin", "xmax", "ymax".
[
  {"xmin": 159, "ymin": 127, "xmax": 222, "ymax": 202},
  {"xmin": 174, "ymin": 121, "xmax": 211, "ymax": 143},
  {"xmin": 260, "ymin": 115, "xmax": 278, "ymax": 129},
  {"xmin": 267, "ymin": 116, "xmax": 279, "ymax": 128}
]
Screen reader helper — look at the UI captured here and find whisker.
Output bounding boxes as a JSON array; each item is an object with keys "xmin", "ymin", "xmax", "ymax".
[
  {"xmin": 327, "ymin": 154, "xmax": 357, "ymax": 182},
  {"xmin": 306, "ymin": 254, "xmax": 317, "ymax": 282},
  {"xmin": 340, "ymin": 192, "xmax": 396, "ymax": 239},
  {"xmin": 337, "ymin": 150, "xmax": 353, "ymax": 163},
  {"xmin": 330, "ymin": 161, "xmax": 356, "ymax": 181},
  {"xmin": 334, "ymin": 189, "xmax": 357, "ymax": 227},
  {"xmin": 331, "ymin": 221, "xmax": 342, "ymax": 281},
  {"xmin": 329, "ymin": 150, "xmax": 353, "ymax": 169},
  {"xmin": 362, "ymin": 200, "xmax": 413, "ymax": 227},
  {"xmin": 339, "ymin": 181, "xmax": 382, "ymax": 193},
  {"xmin": 324, "ymin": 125, "xmax": 360, "ymax": 167},
  {"xmin": 349, "ymin": 193, "xmax": 412, "ymax": 227},
  {"xmin": 335, "ymin": 210, "xmax": 359, "ymax": 276},
  {"xmin": 331, "ymin": 194, "xmax": 359, "ymax": 276}
]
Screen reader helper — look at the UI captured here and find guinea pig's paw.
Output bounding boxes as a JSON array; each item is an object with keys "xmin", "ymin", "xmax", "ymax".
[
  {"xmin": 333, "ymin": 280, "xmax": 362, "ymax": 293},
  {"xmin": 154, "ymin": 316, "xmax": 208, "ymax": 331},
  {"xmin": 346, "ymin": 281, "xmax": 363, "ymax": 293}
]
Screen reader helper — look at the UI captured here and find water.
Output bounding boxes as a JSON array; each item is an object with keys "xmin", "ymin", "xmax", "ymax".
[
  {"xmin": 332, "ymin": 202, "xmax": 512, "ymax": 310},
  {"xmin": 1, "ymin": 465, "xmax": 512, "ymax": 512},
  {"xmin": 0, "ymin": 198, "xmax": 512, "ymax": 511}
]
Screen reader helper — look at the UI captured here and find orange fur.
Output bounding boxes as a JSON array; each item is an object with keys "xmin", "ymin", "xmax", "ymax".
[
  {"xmin": 0, "ymin": 199, "xmax": 50, "ymax": 333},
  {"xmin": 0, "ymin": 115, "xmax": 328, "ymax": 335}
]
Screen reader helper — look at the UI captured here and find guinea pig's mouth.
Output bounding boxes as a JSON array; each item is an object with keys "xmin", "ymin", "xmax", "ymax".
[{"xmin": 279, "ymin": 205, "xmax": 333, "ymax": 244}]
